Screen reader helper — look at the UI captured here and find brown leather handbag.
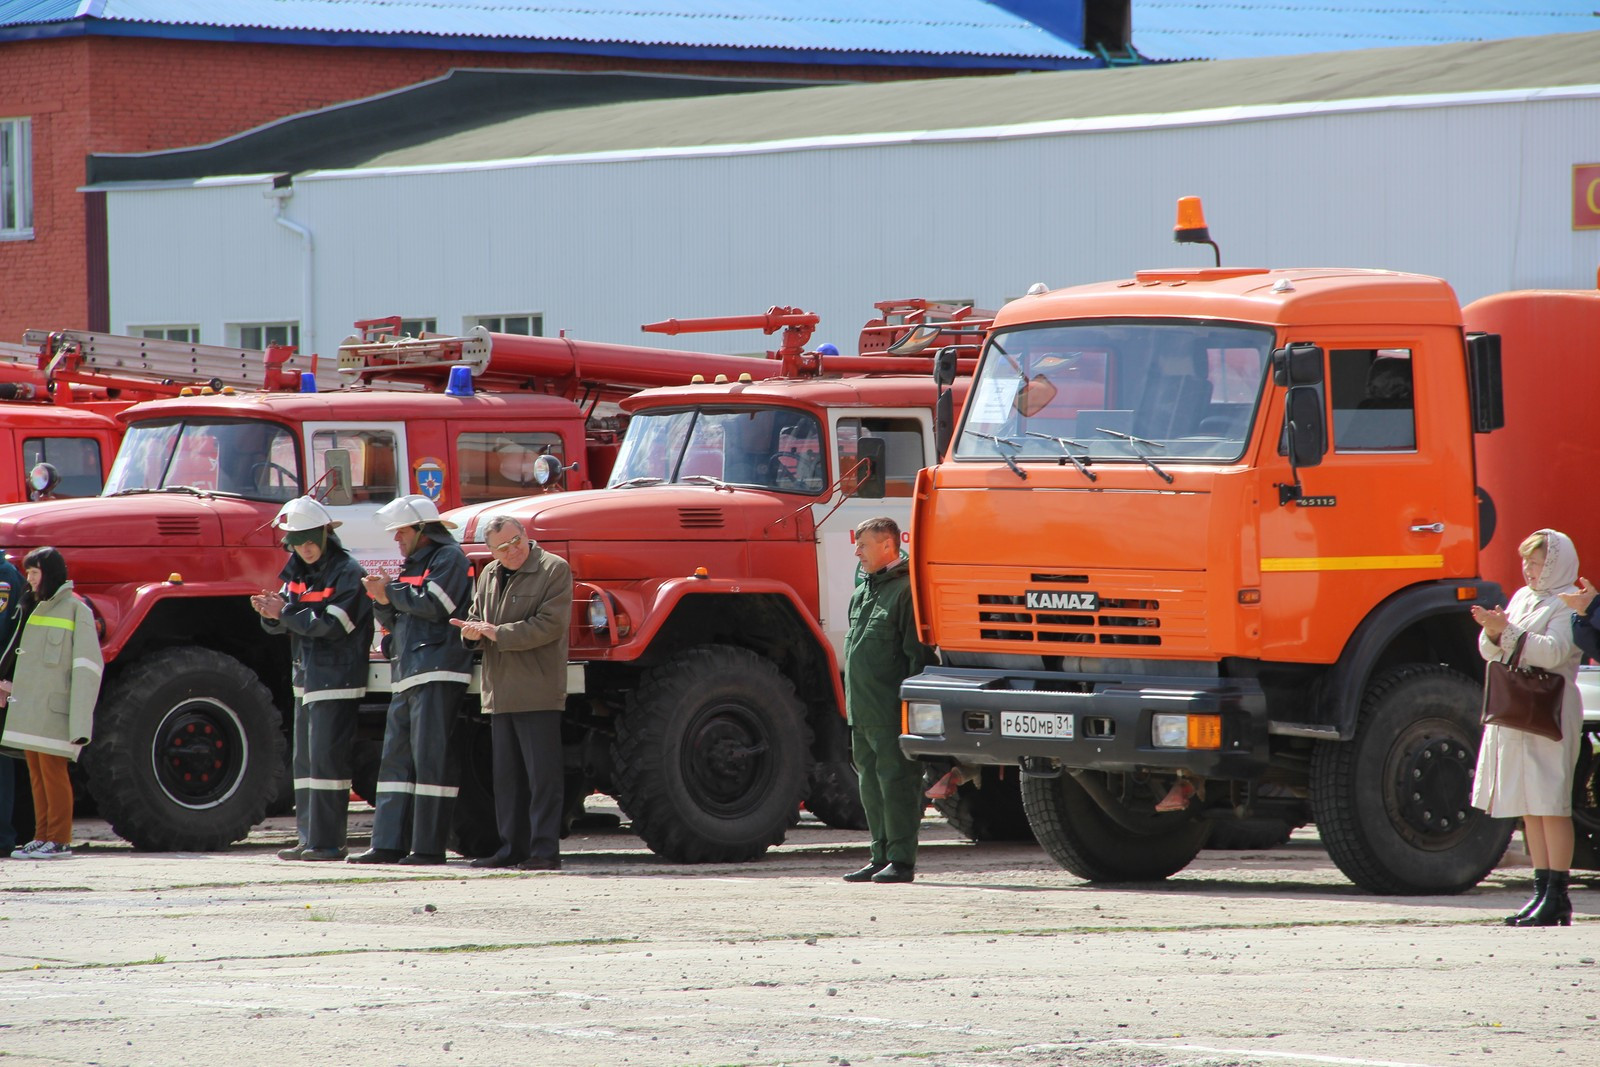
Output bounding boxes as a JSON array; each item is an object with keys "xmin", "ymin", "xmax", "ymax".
[{"xmin": 1481, "ymin": 633, "xmax": 1565, "ymax": 742}]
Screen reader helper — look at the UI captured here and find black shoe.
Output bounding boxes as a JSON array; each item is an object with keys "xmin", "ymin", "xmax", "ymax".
[
  {"xmin": 471, "ymin": 854, "xmax": 522, "ymax": 869},
  {"xmin": 842, "ymin": 862, "xmax": 887, "ymax": 883},
  {"xmin": 398, "ymin": 852, "xmax": 448, "ymax": 866},
  {"xmin": 347, "ymin": 848, "xmax": 406, "ymax": 864},
  {"xmin": 1514, "ymin": 870, "xmax": 1573, "ymax": 927},
  {"xmin": 872, "ymin": 862, "xmax": 915, "ymax": 884},
  {"xmin": 300, "ymin": 847, "xmax": 348, "ymax": 862},
  {"xmin": 1506, "ymin": 869, "xmax": 1549, "ymax": 925},
  {"xmin": 276, "ymin": 845, "xmax": 306, "ymax": 861},
  {"xmin": 518, "ymin": 856, "xmax": 561, "ymax": 871}
]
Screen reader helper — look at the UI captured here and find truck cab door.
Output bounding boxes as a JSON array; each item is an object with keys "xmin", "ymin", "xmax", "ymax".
[
  {"xmin": 1256, "ymin": 339, "xmax": 1467, "ymax": 661},
  {"xmin": 302, "ymin": 421, "xmax": 410, "ymax": 576},
  {"xmin": 814, "ymin": 410, "xmax": 932, "ymax": 658}
]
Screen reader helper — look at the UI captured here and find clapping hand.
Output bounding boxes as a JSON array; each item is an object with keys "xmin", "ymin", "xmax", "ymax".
[
  {"xmin": 451, "ymin": 618, "xmax": 498, "ymax": 642},
  {"xmin": 1471, "ymin": 603, "xmax": 1509, "ymax": 642},
  {"xmin": 249, "ymin": 590, "xmax": 286, "ymax": 619},
  {"xmin": 1560, "ymin": 577, "xmax": 1597, "ymax": 616}
]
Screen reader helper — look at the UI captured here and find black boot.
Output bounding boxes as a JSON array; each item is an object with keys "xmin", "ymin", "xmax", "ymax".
[
  {"xmin": 1505, "ymin": 869, "xmax": 1549, "ymax": 926},
  {"xmin": 1514, "ymin": 869, "xmax": 1573, "ymax": 927}
]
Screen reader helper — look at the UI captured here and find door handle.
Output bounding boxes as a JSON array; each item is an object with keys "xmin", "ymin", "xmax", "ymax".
[{"xmin": 1409, "ymin": 522, "xmax": 1445, "ymax": 534}]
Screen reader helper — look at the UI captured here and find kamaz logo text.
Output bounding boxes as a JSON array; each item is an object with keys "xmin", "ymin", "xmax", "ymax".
[{"xmin": 1025, "ymin": 590, "xmax": 1099, "ymax": 611}]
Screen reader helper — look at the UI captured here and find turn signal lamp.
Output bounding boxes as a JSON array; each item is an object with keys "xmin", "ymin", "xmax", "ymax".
[
  {"xmin": 167, "ymin": 572, "xmax": 184, "ymax": 584},
  {"xmin": 1152, "ymin": 713, "xmax": 1222, "ymax": 749},
  {"xmin": 1456, "ymin": 586, "xmax": 1479, "ymax": 601},
  {"xmin": 692, "ymin": 566, "xmax": 710, "ymax": 579},
  {"xmin": 1237, "ymin": 588, "xmax": 1261, "ymax": 605}
]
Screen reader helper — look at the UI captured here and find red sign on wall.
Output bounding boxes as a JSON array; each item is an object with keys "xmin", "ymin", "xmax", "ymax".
[{"xmin": 1574, "ymin": 164, "xmax": 1600, "ymax": 230}]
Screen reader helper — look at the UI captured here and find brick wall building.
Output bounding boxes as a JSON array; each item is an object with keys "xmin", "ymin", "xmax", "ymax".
[{"xmin": 0, "ymin": 3, "xmax": 1096, "ymax": 345}]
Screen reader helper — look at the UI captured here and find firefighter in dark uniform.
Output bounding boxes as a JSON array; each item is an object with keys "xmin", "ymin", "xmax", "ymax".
[
  {"xmin": 350, "ymin": 495, "xmax": 474, "ymax": 865},
  {"xmin": 252, "ymin": 497, "xmax": 374, "ymax": 861}
]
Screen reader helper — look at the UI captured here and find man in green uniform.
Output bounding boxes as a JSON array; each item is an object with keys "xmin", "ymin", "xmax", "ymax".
[{"xmin": 842, "ymin": 516, "xmax": 937, "ymax": 884}]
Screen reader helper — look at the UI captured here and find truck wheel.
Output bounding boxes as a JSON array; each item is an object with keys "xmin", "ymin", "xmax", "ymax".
[
  {"xmin": 614, "ymin": 645, "xmax": 811, "ymax": 863},
  {"xmin": 1021, "ymin": 770, "xmax": 1211, "ymax": 881},
  {"xmin": 1311, "ymin": 665, "xmax": 1512, "ymax": 895},
  {"xmin": 932, "ymin": 766, "xmax": 1035, "ymax": 842},
  {"xmin": 84, "ymin": 647, "xmax": 284, "ymax": 852},
  {"xmin": 806, "ymin": 761, "xmax": 868, "ymax": 831},
  {"xmin": 449, "ymin": 715, "xmax": 500, "ymax": 859}
]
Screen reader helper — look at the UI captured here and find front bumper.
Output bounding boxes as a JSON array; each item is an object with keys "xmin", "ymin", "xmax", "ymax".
[{"xmin": 898, "ymin": 665, "xmax": 1271, "ymax": 779}]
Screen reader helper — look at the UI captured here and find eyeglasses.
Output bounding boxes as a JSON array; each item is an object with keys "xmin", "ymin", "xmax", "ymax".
[{"xmin": 489, "ymin": 535, "xmax": 525, "ymax": 554}]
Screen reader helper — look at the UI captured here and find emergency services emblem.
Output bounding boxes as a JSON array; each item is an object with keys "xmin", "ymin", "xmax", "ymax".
[
  {"xmin": 0, "ymin": 586, "xmax": 8, "ymax": 614},
  {"xmin": 412, "ymin": 457, "xmax": 445, "ymax": 501}
]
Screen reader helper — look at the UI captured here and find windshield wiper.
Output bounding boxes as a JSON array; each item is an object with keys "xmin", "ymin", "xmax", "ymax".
[
  {"xmin": 680, "ymin": 474, "xmax": 733, "ymax": 492},
  {"xmin": 107, "ymin": 485, "xmax": 215, "ymax": 498},
  {"xmin": 970, "ymin": 431, "xmax": 1027, "ymax": 482},
  {"xmin": 1024, "ymin": 432, "xmax": 1097, "ymax": 482},
  {"xmin": 1091, "ymin": 427, "xmax": 1174, "ymax": 484},
  {"xmin": 612, "ymin": 476, "xmax": 665, "ymax": 489}
]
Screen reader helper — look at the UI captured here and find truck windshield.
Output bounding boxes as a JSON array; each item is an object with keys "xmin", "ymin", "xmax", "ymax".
[
  {"xmin": 609, "ymin": 406, "xmax": 826, "ymax": 495},
  {"xmin": 104, "ymin": 418, "xmax": 301, "ymax": 501},
  {"xmin": 955, "ymin": 321, "xmax": 1272, "ymax": 464}
]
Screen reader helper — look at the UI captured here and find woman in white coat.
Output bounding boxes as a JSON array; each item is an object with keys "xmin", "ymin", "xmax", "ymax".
[{"xmin": 1471, "ymin": 529, "xmax": 1582, "ymax": 927}]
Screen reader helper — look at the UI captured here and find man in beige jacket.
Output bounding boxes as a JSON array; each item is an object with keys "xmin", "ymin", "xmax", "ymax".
[{"xmin": 453, "ymin": 515, "xmax": 572, "ymax": 870}]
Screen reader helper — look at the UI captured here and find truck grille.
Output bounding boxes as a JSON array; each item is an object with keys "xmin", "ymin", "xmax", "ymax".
[
  {"xmin": 942, "ymin": 569, "xmax": 1207, "ymax": 653},
  {"xmin": 677, "ymin": 507, "xmax": 725, "ymax": 529}
]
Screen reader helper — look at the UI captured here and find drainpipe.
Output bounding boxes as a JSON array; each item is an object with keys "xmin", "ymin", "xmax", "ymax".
[{"xmin": 266, "ymin": 172, "xmax": 315, "ymax": 361}]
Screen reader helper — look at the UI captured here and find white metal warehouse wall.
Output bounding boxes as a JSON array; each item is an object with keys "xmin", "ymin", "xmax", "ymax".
[{"xmin": 102, "ymin": 86, "xmax": 1600, "ymax": 359}]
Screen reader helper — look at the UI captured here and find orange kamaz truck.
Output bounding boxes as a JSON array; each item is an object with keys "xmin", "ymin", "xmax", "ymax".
[{"xmin": 897, "ymin": 245, "xmax": 1598, "ymax": 894}]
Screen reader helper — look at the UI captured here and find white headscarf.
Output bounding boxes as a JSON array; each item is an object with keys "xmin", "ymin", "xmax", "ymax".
[{"xmin": 1526, "ymin": 528, "xmax": 1578, "ymax": 598}]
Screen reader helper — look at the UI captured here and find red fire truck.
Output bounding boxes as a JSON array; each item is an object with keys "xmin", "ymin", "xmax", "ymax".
[
  {"xmin": 443, "ymin": 301, "xmax": 986, "ymax": 862},
  {"xmin": 0, "ymin": 321, "xmax": 779, "ymax": 851}
]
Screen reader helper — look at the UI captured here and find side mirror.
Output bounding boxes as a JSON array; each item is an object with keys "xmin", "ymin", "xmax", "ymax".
[
  {"xmin": 934, "ymin": 390, "xmax": 954, "ymax": 459},
  {"xmin": 1466, "ymin": 332, "xmax": 1504, "ymax": 433},
  {"xmin": 532, "ymin": 453, "xmax": 567, "ymax": 488},
  {"xmin": 932, "ymin": 346, "xmax": 959, "ymax": 387},
  {"xmin": 1272, "ymin": 343, "xmax": 1325, "ymax": 387},
  {"xmin": 854, "ymin": 437, "xmax": 886, "ymax": 499},
  {"xmin": 321, "ymin": 448, "xmax": 354, "ymax": 507},
  {"xmin": 1283, "ymin": 386, "xmax": 1326, "ymax": 469}
]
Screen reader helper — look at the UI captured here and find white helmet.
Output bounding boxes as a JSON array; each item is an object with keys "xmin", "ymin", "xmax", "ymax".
[
  {"xmin": 376, "ymin": 494, "xmax": 458, "ymax": 531},
  {"xmin": 273, "ymin": 496, "xmax": 341, "ymax": 532}
]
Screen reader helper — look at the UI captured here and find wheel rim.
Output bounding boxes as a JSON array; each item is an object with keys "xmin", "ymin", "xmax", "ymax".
[
  {"xmin": 678, "ymin": 700, "xmax": 775, "ymax": 818},
  {"xmin": 149, "ymin": 698, "xmax": 250, "ymax": 810},
  {"xmin": 1386, "ymin": 717, "xmax": 1478, "ymax": 850}
]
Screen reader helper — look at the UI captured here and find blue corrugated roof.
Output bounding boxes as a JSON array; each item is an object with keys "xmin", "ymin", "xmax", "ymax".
[
  {"xmin": 1130, "ymin": 2, "xmax": 1600, "ymax": 62},
  {"xmin": 0, "ymin": 0, "xmax": 1095, "ymax": 62}
]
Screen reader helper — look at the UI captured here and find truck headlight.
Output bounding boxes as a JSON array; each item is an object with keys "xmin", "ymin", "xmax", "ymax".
[
  {"xmin": 905, "ymin": 701, "xmax": 944, "ymax": 735},
  {"xmin": 587, "ymin": 592, "xmax": 609, "ymax": 632},
  {"xmin": 1152, "ymin": 713, "xmax": 1222, "ymax": 749}
]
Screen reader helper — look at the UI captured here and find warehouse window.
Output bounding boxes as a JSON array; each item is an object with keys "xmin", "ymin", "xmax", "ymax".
[
  {"xmin": 468, "ymin": 314, "xmax": 543, "ymax": 336},
  {"xmin": 231, "ymin": 323, "xmax": 300, "ymax": 350},
  {"xmin": 134, "ymin": 325, "xmax": 200, "ymax": 343},
  {"xmin": 1, "ymin": 117, "xmax": 32, "ymax": 238},
  {"xmin": 400, "ymin": 318, "xmax": 436, "ymax": 337}
]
